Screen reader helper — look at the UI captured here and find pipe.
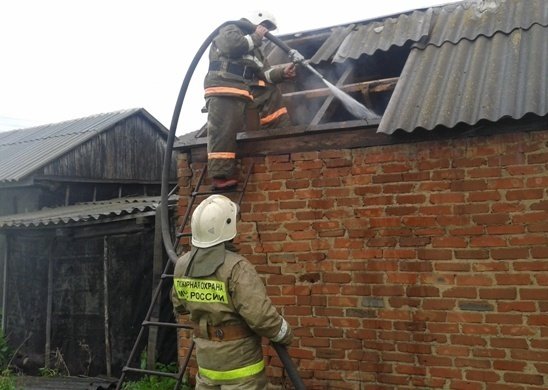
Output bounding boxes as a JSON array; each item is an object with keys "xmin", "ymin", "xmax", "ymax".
[{"xmin": 160, "ymin": 20, "xmax": 305, "ymax": 389}]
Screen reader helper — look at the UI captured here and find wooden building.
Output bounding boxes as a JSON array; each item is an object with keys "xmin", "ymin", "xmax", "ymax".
[
  {"xmin": 174, "ymin": 1, "xmax": 548, "ymax": 389},
  {"xmin": 0, "ymin": 108, "xmax": 178, "ymax": 377}
]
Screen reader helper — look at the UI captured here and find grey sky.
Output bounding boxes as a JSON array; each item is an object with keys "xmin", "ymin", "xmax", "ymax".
[{"xmin": 0, "ymin": 0, "xmax": 451, "ymax": 134}]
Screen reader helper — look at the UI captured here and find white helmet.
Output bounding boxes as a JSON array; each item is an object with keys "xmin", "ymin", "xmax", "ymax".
[
  {"xmin": 247, "ymin": 9, "xmax": 277, "ymax": 31},
  {"xmin": 191, "ymin": 195, "xmax": 238, "ymax": 248}
]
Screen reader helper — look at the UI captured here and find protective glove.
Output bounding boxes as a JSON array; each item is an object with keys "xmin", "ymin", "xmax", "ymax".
[{"xmin": 288, "ymin": 49, "xmax": 305, "ymax": 64}]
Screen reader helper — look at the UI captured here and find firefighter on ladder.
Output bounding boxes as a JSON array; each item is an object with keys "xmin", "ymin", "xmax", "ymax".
[
  {"xmin": 171, "ymin": 194, "xmax": 293, "ymax": 389},
  {"xmin": 204, "ymin": 10, "xmax": 297, "ymax": 190}
]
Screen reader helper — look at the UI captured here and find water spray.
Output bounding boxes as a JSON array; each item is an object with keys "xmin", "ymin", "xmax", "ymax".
[{"xmin": 265, "ymin": 31, "xmax": 378, "ymax": 121}]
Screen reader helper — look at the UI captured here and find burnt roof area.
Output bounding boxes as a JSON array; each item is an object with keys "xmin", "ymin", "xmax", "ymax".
[
  {"xmin": 263, "ymin": 8, "xmax": 432, "ymax": 126},
  {"xmin": 176, "ymin": 0, "xmax": 548, "ymax": 156}
]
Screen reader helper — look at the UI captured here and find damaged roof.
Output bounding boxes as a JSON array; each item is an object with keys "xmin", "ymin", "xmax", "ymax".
[
  {"xmin": 0, "ymin": 196, "xmax": 173, "ymax": 228},
  {"xmin": 0, "ymin": 108, "xmax": 167, "ymax": 183},
  {"xmin": 378, "ymin": 0, "xmax": 548, "ymax": 133},
  {"xmin": 177, "ymin": 0, "xmax": 547, "ymax": 148},
  {"xmin": 311, "ymin": 9, "xmax": 434, "ymax": 64}
]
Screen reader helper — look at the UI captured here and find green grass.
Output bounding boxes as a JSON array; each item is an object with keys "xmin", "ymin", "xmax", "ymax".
[
  {"xmin": 0, "ymin": 370, "xmax": 16, "ymax": 390},
  {"xmin": 122, "ymin": 362, "xmax": 192, "ymax": 390}
]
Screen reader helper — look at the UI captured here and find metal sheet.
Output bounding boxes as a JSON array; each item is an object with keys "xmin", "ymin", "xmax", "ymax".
[
  {"xmin": 378, "ymin": 24, "xmax": 548, "ymax": 134},
  {"xmin": 332, "ymin": 9, "xmax": 433, "ymax": 62},
  {"xmin": 0, "ymin": 196, "xmax": 166, "ymax": 228},
  {"xmin": 425, "ymin": 0, "xmax": 548, "ymax": 48}
]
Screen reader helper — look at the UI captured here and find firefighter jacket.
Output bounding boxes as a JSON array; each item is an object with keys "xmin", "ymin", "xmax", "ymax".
[
  {"xmin": 171, "ymin": 244, "xmax": 293, "ymax": 382},
  {"xmin": 204, "ymin": 19, "xmax": 287, "ymax": 100}
]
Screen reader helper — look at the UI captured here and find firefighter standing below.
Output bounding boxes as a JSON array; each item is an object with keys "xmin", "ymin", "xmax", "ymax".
[
  {"xmin": 171, "ymin": 194, "xmax": 293, "ymax": 389},
  {"xmin": 204, "ymin": 10, "xmax": 296, "ymax": 190}
]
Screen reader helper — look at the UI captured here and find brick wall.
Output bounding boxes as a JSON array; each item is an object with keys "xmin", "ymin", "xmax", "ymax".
[{"xmin": 175, "ymin": 129, "xmax": 548, "ymax": 389}]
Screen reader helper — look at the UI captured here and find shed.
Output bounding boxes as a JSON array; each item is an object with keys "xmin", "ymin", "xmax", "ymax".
[
  {"xmin": 174, "ymin": 1, "xmax": 548, "ymax": 389},
  {"xmin": 0, "ymin": 108, "xmax": 178, "ymax": 377}
]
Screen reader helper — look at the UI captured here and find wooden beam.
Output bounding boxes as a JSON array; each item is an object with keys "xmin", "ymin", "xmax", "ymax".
[
  {"xmin": 283, "ymin": 77, "xmax": 399, "ymax": 99},
  {"xmin": 310, "ymin": 66, "xmax": 353, "ymax": 126},
  {"xmin": 147, "ymin": 208, "xmax": 163, "ymax": 369},
  {"xmin": 189, "ymin": 120, "xmax": 382, "ymax": 162},
  {"xmin": 45, "ymin": 239, "xmax": 54, "ymax": 368},
  {"xmin": 0, "ymin": 236, "xmax": 6, "ymax": 332},
  {"xmin": 185, "ymin": 117, "xmax": 548, "ymax": 164},
  {"xmin": 103, "ymin": 236, "xmax": 112, "ymax": 377}
]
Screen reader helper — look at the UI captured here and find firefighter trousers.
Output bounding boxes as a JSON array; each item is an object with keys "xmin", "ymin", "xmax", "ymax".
[{"xmin": 195, "ymin": 371, "xmax": 268, "ymax": 390}]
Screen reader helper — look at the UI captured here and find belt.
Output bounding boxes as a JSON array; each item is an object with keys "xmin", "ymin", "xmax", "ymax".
[
  {"xmin": 209, "ymin": 61, "xmax": 257, "ymax": 79},
  {"xmin": 194, "ymin": 322, "xmax": 254, "ymax": 341}
]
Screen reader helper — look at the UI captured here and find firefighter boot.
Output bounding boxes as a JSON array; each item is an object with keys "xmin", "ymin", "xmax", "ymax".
[{"xmin": 212, "ymin": 178, "xmax": 238, "ymax": 190}]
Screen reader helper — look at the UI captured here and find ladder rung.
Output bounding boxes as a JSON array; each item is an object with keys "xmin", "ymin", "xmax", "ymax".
[
  {"xmin": 117, "ymin": 164, "xmax": 254, "ymax": 390},
  {"xmin": 142, "ymin": 320, "xmax": 194, "ymax": 329},
  {"xmin": 122, "ymin": 366, "xmax": 180, "ymax": 379},
  {"xmin": 192, "ymin": 188, "xmax": 241, "ymax": 197}
]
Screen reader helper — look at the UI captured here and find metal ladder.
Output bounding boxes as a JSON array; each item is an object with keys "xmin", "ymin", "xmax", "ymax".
[{"xmin": 116, "ymin": 163, "xmax": 254, "ymax": 390}]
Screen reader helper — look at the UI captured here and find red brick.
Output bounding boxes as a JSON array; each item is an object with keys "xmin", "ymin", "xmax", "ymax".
[
  {"xmin": 503, "ymin": 372, "xmax": 544, "ymax": 385},
  {"xmin": 465, "ymin": 369, "xmax": 500, "ymax": 382},
  {"xmin": 478, "ymin": 288, "xmax": 517, "ymax": 300},
  {"xmin": 520, "ymin": 288, "xmax": 548, "ymax": 300}
]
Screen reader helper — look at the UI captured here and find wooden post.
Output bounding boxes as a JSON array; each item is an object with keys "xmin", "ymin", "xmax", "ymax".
[
  {"xmin": 147, "ymin": 208, "xmax": 164, "ymax": 369},
  {"xmin": 45, "ymin": 238, "xmax": 54, "ymax": 368},
  {"xmin": 1, "ymin": 235, "xmax": 8, "ymax": 332},
  {"xmin": 103, "ymin": 236, "xmax": 112, "ymax": 377},
  {"xmin": 64, "ymin": 184, "xmax": 70, "ymax": 206}
]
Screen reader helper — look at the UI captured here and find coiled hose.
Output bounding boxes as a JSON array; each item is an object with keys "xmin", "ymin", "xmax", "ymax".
[{"xmin": 160, "ymin": 20, "xmax": 305, "ymax": 390}]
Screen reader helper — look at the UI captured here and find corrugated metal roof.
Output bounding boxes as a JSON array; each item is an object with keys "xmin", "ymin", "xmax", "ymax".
[
  {"xmin": 0, "ymin": 196, "xmax": 167, "ymax": 228},
  {"xmin": 425, "ymin": 0, "xmax": 548, "ymax": 47},
  {"xmin": 0, "ymin": 108, "xmax": 159, "ymax": 183},
  {"xmin": 309, "ymin": 25, "xmax": 357, "ymax": 64},
  {"xmin": 331, "ymin": 9, "xmax": 433, "ymax": 63},
  {"xmin": 310, "ymin": 0, "xmax": 548, "ymax": 64},
  {"xmin": 179, "ymin": 0, "xmax": 546, "ymax": 141},
  {"xmin": 378, "ymin": 22, "xmax": 548, "ymax": 134}
]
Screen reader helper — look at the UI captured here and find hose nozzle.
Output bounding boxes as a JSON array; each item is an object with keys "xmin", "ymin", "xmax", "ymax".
[{"xmin": 288, "ymin": 49, "xmax": 305, "ymax": 64}]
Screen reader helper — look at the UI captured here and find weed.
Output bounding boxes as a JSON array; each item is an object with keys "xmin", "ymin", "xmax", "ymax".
[
  {"xmin": 0, "ymin": 330, "xmax": 12, "ymax": 371},
  {"xmin": 38, "ymin": 367, "xmax": 59, "ymax": 377},
  {"xmin": 122, "ymin": 361, "xmax": 192, "ymax": 390},
  {"xmin": 0, "ymin": 369, "xmax": 15, "ymax": 390}
]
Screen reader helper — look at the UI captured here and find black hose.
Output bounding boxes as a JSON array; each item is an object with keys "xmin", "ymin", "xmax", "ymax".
[
  {"xmin": 272, "ymin": 343, "xmax": 306, "ymax": 390},
  {"xmin": 160, "ymin": 20, "xmax": 305, "ymax": 389},
  {"xmin": 160, "ymin": 20, "xmax": 253, "ymax": 265},
  {"xmin": 160, "ymin": 23, "xmax": 228, "ymax": 265}
]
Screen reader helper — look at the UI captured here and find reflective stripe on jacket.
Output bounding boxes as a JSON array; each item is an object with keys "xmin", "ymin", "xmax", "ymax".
[{"xmin": 199, "ymin": 360, "xmax": 265, "ymax": 381}]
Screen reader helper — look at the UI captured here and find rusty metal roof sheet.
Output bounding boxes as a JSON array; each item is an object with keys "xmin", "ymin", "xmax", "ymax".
[
  {"xmin": 378, "ymin": 22, "xmax": 548, "ymax": 134},
  {"xmin": 0, "ymin": 108, "xmax": 166, "ymax": 183},
  {"xmin": 0, "ymin": 196, "xmax": 171, "ymax": 228}
]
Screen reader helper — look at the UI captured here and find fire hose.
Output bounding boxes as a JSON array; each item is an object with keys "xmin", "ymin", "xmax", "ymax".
[{"xmin": 160, "ymin": 20, "xmax": 305, "ymax": 389}]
